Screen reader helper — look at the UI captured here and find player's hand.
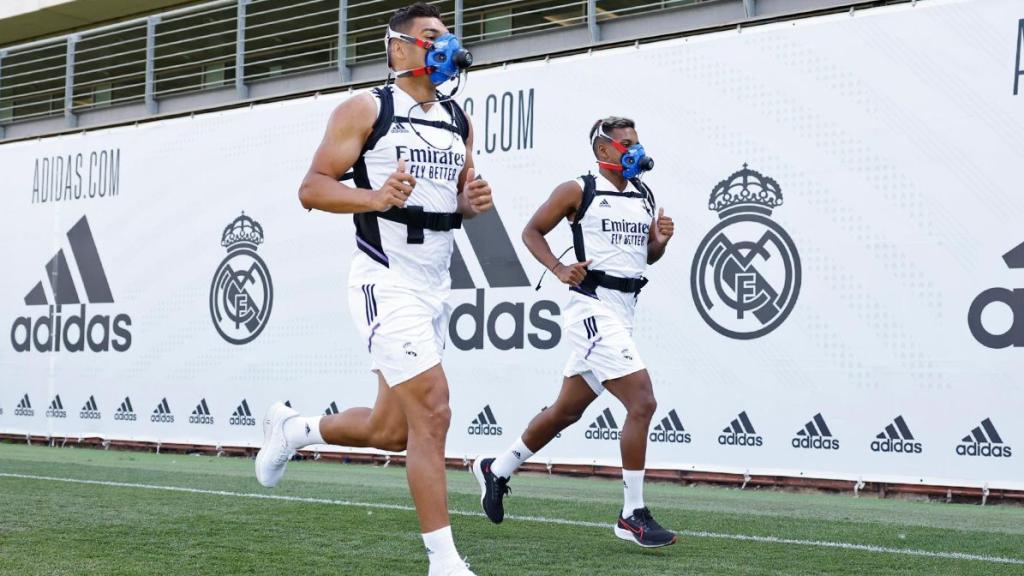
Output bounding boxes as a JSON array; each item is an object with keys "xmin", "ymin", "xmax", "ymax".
[
  {"xmin": 652, "ymin": 208, "xmax": 674, "ymax": 244},
  {"xmin": 463, "ymin": 167, "xmax": 493, "ymax": 215},
  {"xmin": 554, "ymin": 259, "xmax": 592, "ymax": 286},
  {"xmin": 370, "ymin": 159, "xmax": 416, "ymax": 211}
]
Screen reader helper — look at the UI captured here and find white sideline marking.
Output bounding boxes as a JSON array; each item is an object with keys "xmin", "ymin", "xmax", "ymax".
[{"xmin": 2, "ymin": 472, "xmax": 1022, "ymax": 566}]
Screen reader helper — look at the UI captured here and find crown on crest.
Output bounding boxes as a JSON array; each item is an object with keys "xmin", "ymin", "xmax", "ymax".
[
  {"xmin": 221, "ymin": 212, "xmax": 264, "ymax": 249},
  {"xmin": 708, "ymin": 164, "xmax": 783, "ymax": 213}
]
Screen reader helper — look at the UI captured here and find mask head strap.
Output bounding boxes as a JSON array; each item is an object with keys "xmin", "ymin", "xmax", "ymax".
[
  {"xmin": 592, "ymin": 124, "xmax": 629, "ymax": 171},
  {"xmin": 385, "ymin": 27, "xmax": 435, "ymax": 76}
]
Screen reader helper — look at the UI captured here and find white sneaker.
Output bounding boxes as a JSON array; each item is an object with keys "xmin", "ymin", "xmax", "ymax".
[
  {"xmin": 255, "ymin": 401, "xmax": 299, "ymax": 487},
  {"xmin": 427, "ymin": 559, "xmax": 476, "ymax": 576}
]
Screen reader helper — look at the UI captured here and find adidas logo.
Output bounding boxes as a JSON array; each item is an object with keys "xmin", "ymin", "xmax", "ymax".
[
  {"xmin": 390, "ymin": 122, "xmax": 409, "ymax": 133},
  {"xmin": 189, "ymin": 399, "xmax": 214, "ymax": 425},
  {"xmin": 585, "ymin": 408, "xmax": 621, "ymax": 441},
  {"xmin": 230, "ymin": 399, "xmax": 256, "ymax": 426},
  {"xmin": 151, "ymin": 398, "xmax": 174, "ymax": 423},
  {"xmin": 448, "ymin": 207, "xmax": 560, "ymax": 351},
  {"xmin": 114, "ymin": 396, "xmax": 137, "ymax": 421},
  {"xmin": 79, "ymin": 395, "xmax": 101, "ymax": 420},
  {"xmin": 956, "ymin": 418, "xmax": 1012, "ymax": 458},
  {"xmin": 792, "ymin": 413, "xmax": 839, "ymax": 450},
  {"xmin": 599, "ymin": 198, "xmax": 611, "ymax": 208},
  {"xmin": 45, "ymin": 395, "xmax": 67, "ymax": 418},
  {"xmin": 870, "ymin": 415, "xmax": 922, "ymax": 454},
  {"xmin": 10, "ymin": 215, "xmax": 132, "ymax": 353},
  {"xmin": 718, "ymin": 411, "xmax": 764, "ymax": 447},
  {"xmin": 15, "ymin": 393, "xmax": 35, "ymax": 417},
  {"xmin": 467, "ymin": 405, "xmax": 502, "ymax": 436},
  {"xmin": 324, "ymin": 401, "xmax": 340, "ymax": 416},
  {"xmin": 649, "ymin": 409, "xmax": 690, "ymax": 444}
]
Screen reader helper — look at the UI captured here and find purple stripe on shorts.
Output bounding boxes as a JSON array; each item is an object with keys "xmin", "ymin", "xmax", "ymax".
[
  {"xmin": 362, "ymin": 284, "xmax": 371, "ymax": 325},
  {"xmin": 584, "ymin": 336, "xmax": 603, "ymax": 360},
  {"xmin": 367, "ymin": 321, "xmax": 381, "ymax": 352}
]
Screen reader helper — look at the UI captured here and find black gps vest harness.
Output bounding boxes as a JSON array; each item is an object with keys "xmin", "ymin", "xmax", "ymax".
[
  {"xmin": 342, "ymin": 86, "xmax": 470, "ymax": 266},
  {"xmin": 570, "ymin": 174, "xmax": 655, "ymax": 296}
]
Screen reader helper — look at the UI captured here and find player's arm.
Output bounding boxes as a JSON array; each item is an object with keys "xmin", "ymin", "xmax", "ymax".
[
  {"xmin": 298, "ymin": 93, "xmax": 414, "ymax": 214},
  {"xmin": 457, "ymin": 118, "xmax": 492, "ymax": 218},
  {"xmin": 647, "ymin": 207, "xmax": 674, "ymax": 264},
  {"xmin": 522, "ymin": 181, "xmax": 591, "ymax": 286}
]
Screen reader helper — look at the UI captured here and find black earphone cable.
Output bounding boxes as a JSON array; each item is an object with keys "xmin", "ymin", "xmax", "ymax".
[{"xmin": 534, "ymin": 245, "xmax": 575, "ymax": 291}]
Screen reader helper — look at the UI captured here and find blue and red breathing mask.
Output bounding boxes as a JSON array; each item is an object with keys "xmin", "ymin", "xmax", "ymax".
[
  {"xmin": 592, "ymin": 126, "xmax": 654, "ymax": 179},
  {"xmin": 385, "ymin": 28, "xmax": 473, "ymax": 86}
]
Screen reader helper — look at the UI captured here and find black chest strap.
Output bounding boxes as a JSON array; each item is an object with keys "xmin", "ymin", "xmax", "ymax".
[
  {"xmin": 569, "ymin": 173, "xmax": 652, "ymax": 296},
  {"xmin": 579, "ymin": 270, "xmax": 649, "ymax": 295},
  {"xmin": 342, "ymin": 86, "xmax": 465, "ymax": 246},
  {"xmin": 377, "ymin": 206, "xmax": 463, "ymax": 245}
]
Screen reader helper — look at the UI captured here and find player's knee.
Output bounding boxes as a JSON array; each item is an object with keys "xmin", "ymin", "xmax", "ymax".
[
  {"xmin": 556, "ymin": 406, "xmax": 585, "ymax": 427},
  {"xmin": 629, "ymin": 396, "xmax": 657, "ymax": 421},
  {"xmin": 413, "ymin": 402, "xmax": 451, "ymax": 437}
]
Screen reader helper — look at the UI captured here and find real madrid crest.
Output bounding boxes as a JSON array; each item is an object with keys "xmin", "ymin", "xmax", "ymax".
[
  {"xmin": 210, "ymin": 212, "xmax": 273, "ymax": 345},
  {"xmin": 690, "ymin": 164, "xmax": 801, "ymax": 340}
]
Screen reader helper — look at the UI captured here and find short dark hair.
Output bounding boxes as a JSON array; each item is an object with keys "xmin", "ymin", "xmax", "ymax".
[
  {"xmin": 590, "ymin": 116, "xmax": 635, "ymax": 152},
  {"xmin": 390, "ymin": 3, "xmax": 443, "ymax": 33}
]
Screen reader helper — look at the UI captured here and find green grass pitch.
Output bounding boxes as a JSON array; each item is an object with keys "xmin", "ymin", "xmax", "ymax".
[{"xmin": 1, "ymin": 442, "xmax": 1022, "ymax": 575}]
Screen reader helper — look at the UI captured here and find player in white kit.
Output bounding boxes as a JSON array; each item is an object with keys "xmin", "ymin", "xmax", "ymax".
[
  {"xmin": 254, "ymin": 4, "xmax": 489, "ymax": 575},
  {"xmin": 473, "ymin": 117, "xmax": 677, "ymax": 548}
]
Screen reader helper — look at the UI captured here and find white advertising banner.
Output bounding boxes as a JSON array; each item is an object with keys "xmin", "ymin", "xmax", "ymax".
[{"xmin": 1, "ymin": 0, "xmax": 1022, "ymax": 490}]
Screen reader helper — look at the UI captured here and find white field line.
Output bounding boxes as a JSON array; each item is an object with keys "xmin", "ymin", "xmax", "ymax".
[{"xmin": 1, "ymin": 472, "xmax": 1022, "ymax": 566}]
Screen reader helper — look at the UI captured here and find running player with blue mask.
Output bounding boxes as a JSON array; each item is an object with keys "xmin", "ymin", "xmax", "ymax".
[
  {"xmin": 255, "ymin": 4, "xmax": 488, "ymax": 575},
  {"xmin": 473, "ymin": 117, "xmax": 678, "ymax": 549}
]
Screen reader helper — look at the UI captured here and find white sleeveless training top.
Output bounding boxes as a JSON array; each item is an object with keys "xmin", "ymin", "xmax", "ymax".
[
  {"xmin": 348, "ymin": 84, "xmax": 467, "ymax": 292},
  {"xmin": 562, "ymin": 172, "xmax": 656, "ymax": 326}
]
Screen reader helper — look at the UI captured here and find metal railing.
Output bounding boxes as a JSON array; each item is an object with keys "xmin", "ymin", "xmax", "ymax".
[{"xmin": 0, "ymin": 0, "xmax": 707, "ymax": 128}]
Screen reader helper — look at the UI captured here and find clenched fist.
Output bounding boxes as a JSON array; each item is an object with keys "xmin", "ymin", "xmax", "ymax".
[
  {"xmin": 652, "ymin": 207, "xmax": 674, "ymax": 245},
  {"xmin": 554, "ymin": 259, "xmax": 592, "ymax": 287},
  {"xmin": 369, "ymin": 159, "xmax": 415, "ymax": 212},
  {"xmin": 462, "ymin": 167, "xmax": 493, "ymax": 215}
]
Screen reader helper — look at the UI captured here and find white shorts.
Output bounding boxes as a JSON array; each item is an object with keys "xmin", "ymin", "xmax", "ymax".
[
  {"xmin": 348, "ymin": 282, "xmax": 451, "ymax": 387},
  {"xmin": 562, "ymin": 312, "xmax": 646, "ymax": 396}
]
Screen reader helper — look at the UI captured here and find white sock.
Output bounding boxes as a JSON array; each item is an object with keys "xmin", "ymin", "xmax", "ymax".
[
  {"xmin": 622, "ymin": 469, "xmax": 646, "ymax": 516},
  {"xmin": 422, "ymin": 526, "xmax": 461, "ymax": 567},
  {"xmin": 491, "ymin": 437, "xmax": 534, "ymax": 479},
  {"xmin": 283, "ymin": 416, "xmax": 324, "ymax": 449}
]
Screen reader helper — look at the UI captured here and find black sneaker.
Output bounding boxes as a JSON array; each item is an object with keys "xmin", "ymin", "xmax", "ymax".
[
  {"xmin": 614, "ymin": 507, "xmax": 678, "ymax": 548},
  {"xmin": 472, "ymin": 457, "xmax": 511, "ymax": 524}
]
